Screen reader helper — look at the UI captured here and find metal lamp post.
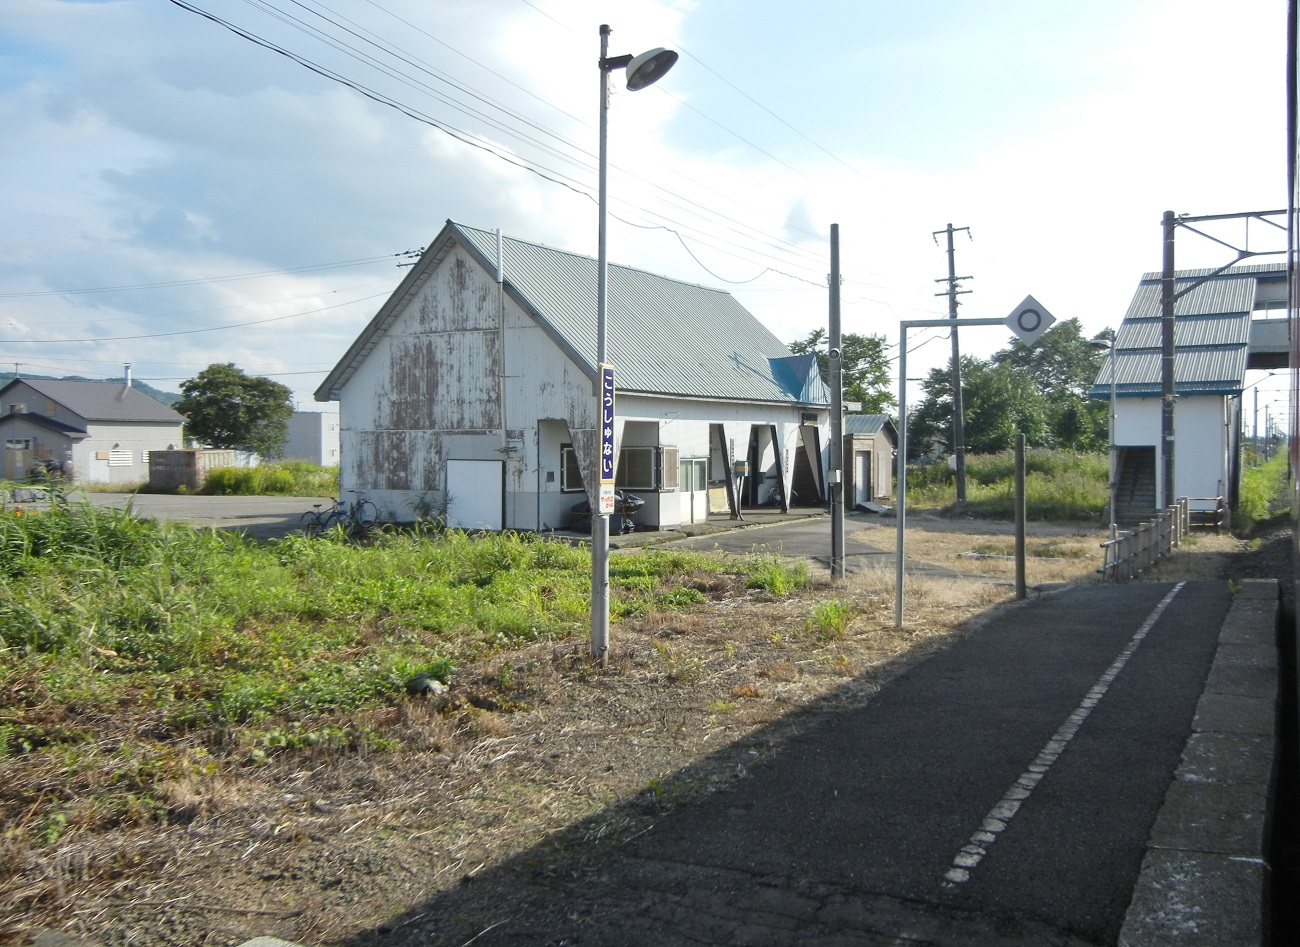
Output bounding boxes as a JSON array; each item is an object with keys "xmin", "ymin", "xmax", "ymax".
[
  {"xmin": 591, "ymin": 25, "xmax": 677, "ymax": 665},
  {"xmin": 1091, "ymin": 338, "xmax": 1118, "ymax": 540}
]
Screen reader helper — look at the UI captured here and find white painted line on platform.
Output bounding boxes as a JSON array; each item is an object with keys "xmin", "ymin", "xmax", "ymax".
[{"xmin": 942, "ymin": 582, "xmax": 1186, "ymax": 886}]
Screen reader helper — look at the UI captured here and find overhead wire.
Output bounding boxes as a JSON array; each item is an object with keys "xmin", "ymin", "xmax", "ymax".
[
  {"xmin": 177, "ymin": 0, "xmax": 857, "ymax": 286},
  {"xmin": 1, "ymin": 292, "xmax": 389, "ymax": 344},
  {"xmin": 54, "ymin": 0, "xmax": 944, "ymax": 382},
  {"xmin": 0, "ymin": 253, "xmax": 412, "ymax": 298}
]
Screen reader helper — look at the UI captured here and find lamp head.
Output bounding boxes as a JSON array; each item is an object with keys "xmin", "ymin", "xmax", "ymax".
[{"xmin": 624, "ymin": 47, "xmax": 678, "ymax": 90}]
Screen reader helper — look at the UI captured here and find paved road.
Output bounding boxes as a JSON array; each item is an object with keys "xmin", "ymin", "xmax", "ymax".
[
  {"xmin": 659, "ymin": 513, "xmax": 986, "ymax": 580},
  {"xmin": 342, "ymin": 580, "xmax": 1235, "ymax": 946},
  {"xmin": 79, "ymin": 492, "xmax": 326, "ymax": 540}
]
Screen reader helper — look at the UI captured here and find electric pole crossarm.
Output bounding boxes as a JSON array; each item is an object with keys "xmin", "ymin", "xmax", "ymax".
[
  {"xmin": 1177, "ymin": 209, "xmax": 1287, "ymax": 226},
  {"xmin": 935, "ymin": 222, "xmax": 974, "ymax": 507}
]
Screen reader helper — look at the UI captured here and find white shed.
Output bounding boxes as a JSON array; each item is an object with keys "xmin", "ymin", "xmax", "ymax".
[{"xmin": 315, "ymin": 221, "xmax": 832, "ymax": 531}]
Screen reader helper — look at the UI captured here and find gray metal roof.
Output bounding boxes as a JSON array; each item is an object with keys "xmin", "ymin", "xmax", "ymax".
[
  {"xmin": 1089, "ymin": 266, "xmax": 1273, "ymax": 399},
  {"xmin": 316, "ymin": 221, "xmax": 829, "ymax": 406},
  {"xmin": 0, "ymin": 412, "xmax": 89, "ymax": 438},
  {"xmin": 2, "ymin": 378, "xmax": 185, "ymax": 423},
  {"xmin": 844, "ymin": 414, "xmax": 897, "ymax": 439}
]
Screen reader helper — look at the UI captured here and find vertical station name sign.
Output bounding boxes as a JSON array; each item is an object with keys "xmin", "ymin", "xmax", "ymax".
[{"xmin": 599, "ymin": 364, "xmax": 617, "ymax": 514}]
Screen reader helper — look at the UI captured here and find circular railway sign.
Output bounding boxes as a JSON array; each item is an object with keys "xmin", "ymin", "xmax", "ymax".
[{"xmin": 1005, "ymin": 294, "xmax": 1056, "ymax": 346}]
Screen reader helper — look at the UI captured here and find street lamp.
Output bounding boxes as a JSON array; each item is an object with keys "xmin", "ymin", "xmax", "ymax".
[
  {"xmin": 591, "ymin": 24, "xmax": 677, "ymax": 665},
  {"xmin": 1091, "ymin": 338, "xmax": 1118, "ymax": 540}
]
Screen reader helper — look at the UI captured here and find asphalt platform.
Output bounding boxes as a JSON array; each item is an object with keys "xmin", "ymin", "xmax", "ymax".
[
  {"xmin": 37, "ymin": 497, "xmax": 1283, "ymax": 945},
  {"xmin": 315, "ymin": 577, "xmax": 1273, "ymax": 947}
]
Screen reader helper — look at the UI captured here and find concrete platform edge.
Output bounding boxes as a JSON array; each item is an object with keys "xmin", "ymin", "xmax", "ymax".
[{"xmin": 1118, "ymin": 579, "xmax": 1280, "ymax": 946}]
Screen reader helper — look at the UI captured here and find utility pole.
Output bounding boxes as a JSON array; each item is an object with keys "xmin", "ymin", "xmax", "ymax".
[
  {"xmin": 828, "ymin": 224, "xmax": 845, "ymax": 578},
  {"xmin": 934, "ymin": 224, "xmax": 973, "ymax": 504},
  {"xmin": 1159, "ymin": 210, "xmax": 1176, "ymax": 508}
]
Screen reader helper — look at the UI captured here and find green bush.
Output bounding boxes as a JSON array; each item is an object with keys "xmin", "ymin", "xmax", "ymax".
[
  {"xmin": 198, "ymin": 463, "xmax": 338, "ymax": 496},
  {"xmin": 905, "ymin": 448, "xmax": 1108, "ymax": 520},
  {"xmin": 1237, "ymin": 453, "xmax": 1289, "ymax": 526},
  {"xmin": 0, "ymin": 498, "xmax": 788, "ymax": 766}
]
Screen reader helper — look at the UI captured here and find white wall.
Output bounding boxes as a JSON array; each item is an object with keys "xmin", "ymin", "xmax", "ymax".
[
  {"xmin": 1115, "ymin": 394, "xmax": 1231, "ymax": 507},
  {"xmin": 335, "ymin": 240, "xmax": 830, "ymax": 529},
  {"xmin": 283, "ymin": 410, "xmax": 339, "ymax": 466}
]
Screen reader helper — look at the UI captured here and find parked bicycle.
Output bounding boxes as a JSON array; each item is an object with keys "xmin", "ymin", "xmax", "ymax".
[{"xmin": 300, "ymin": 490, "xmax": 379, "ymax": 537}]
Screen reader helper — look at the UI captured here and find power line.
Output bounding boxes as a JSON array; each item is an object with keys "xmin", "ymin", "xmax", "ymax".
[
  {"xmin": 168, "ymin": 1, "xmax": 881, "ymax": 293},
  {"xmin": 0, "ymin": 253, "xmax": 412, "ymax": 298},
  {"xmin": 8, "ymin": 279, "xmax": 399, "ymax": 327},
  {"xmin": 676, "ymin": 46, "xmax": 871, "ymax": 181},
  {"xmin": 1, "ymin": 291, "xmax": 387, "ymax": 344}
]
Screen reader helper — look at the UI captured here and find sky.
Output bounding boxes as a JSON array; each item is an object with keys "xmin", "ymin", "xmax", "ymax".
[{"xmin": 0, "ymin": 0, "xmax": 1292, "ymax": 428}]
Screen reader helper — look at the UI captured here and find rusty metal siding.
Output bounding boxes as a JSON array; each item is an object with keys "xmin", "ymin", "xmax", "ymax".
[
  {"xmin": 353, "ymin": 430, "xmax": 445, "ymax": 493},
  {"xmin": 335, "ymin": 241, "xmax": 506, "ymax": 500}
]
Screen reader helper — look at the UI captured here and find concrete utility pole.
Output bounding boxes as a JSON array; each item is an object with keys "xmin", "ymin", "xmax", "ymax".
[
  {"xmin": 1160, "ymin": 210, "xmax": 1176, "ymax": 509},
  {"xmin": 934, "ymin": 224, "xmax": 973, "ymax": 504},
  {"xmin": 1155, "ymin": 207, "xmax": 1285, "ymax": 507},
  {"xmin": 828, "ymin": 224, "xmax": 845, "ymax": 578}
]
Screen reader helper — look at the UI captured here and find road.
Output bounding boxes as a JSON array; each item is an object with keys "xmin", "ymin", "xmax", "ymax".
[
  {"xmin": 79, "ymin": 491, "xmax": 326, "ymax": 540},
  {"xmin": 659, "ymin": 513, "xmax": 978, "ymax": 578}
]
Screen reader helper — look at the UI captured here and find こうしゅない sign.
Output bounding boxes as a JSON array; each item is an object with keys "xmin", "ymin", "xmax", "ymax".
[{"xmin": 600, "ymin": 365, "xmax": 616, "ymax": 484}]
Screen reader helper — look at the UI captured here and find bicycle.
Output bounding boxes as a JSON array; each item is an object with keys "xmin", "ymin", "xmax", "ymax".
[{"xmin": 300, "ymin": 491, "xmax": 379, "ymax": 536}]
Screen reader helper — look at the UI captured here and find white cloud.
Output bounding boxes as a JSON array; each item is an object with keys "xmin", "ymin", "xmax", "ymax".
[{"xmin": 0, "ymin": 0, "xmax": 1290, "ymax": 417}]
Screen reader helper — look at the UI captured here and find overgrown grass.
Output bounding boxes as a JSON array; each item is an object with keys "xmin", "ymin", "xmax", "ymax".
[
  {"xmin": 1237, "ymin": 452, "xmax": 1290, "ymax": 528},
  {"xmin": 0, "ymin": 502, "xmax": 798, "ymax": 771},
  {"xmin": 905, "ymin": 448, "xmax": 1108, "ymax": 520},
  {"xmin": 195, "ymin": 461, "xmax": 339, "ymax": 497}
]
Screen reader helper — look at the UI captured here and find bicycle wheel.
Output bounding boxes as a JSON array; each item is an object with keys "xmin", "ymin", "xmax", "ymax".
[
  {"xmin": 320, "ymin": 508, "xmax": 348, "ymax": 532},
  {"xmin": 299, "ymin": 510, "xmax": 323, "ymax": 536},
  {"xmin": 354, "ymin": 499, "xmax": 378, "ymax": 528}
]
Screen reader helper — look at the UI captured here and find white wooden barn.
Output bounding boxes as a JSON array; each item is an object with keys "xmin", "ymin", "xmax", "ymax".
[
  {"xmin": 315, "ymin": 221, "xmax": 832, "ymax": 531},
  {"xmin": 1090, "ymin": 263, "xmax": 1288, "ymax": 523}
]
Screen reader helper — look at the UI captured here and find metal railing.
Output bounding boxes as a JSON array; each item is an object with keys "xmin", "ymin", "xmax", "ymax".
[
  {"xmin": 1185, "ymin": 496, "xmax": 1228, "ymax": 534},
  {"xmin": 1099, "ymin": 497, "xmax": 1190, "ymax": 582}
]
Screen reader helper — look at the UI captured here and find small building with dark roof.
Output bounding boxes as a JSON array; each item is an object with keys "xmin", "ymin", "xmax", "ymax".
[
  {"xmin": 315, "ymin": 220, "xmax": 832, "ymax": 531},
  {"xmin": 843, "ymin": 414, "xmax": 897, "ymax": 505},
  {"xmin": 0, "ymin": 377, "xmax": 185, "ymax": 485}
]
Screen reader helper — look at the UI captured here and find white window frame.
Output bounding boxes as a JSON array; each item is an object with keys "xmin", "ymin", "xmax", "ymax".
[
  {"xmin": 615, "ymin": 446, "xmax": 679, "ymax": 492},
  {"xmin": 560, "ymin": 444, "xmax": 584, "ymax": 493}
]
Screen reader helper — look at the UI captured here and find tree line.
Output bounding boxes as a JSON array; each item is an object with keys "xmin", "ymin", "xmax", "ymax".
[{"xmin": 790, "ymin": 318, "xmax": 1114, "ymax": 461}]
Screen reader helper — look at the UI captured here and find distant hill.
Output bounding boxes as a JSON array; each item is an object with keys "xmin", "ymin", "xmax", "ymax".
[{"xmin": 0, "ymin": 373, "xmax": 181, "ymax": 408}]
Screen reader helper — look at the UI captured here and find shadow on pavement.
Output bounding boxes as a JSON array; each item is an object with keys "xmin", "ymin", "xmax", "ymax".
[{"xmin": 331, "ymin": 581, "xmax": 1222, "ymax": 947}]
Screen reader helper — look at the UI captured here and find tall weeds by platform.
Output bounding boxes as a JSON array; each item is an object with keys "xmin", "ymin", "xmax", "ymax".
[
  {"xmin": 905, "ymin": 448, "xmax": 1108, "ymax": 521},
  {"xmin": 0, "ymin": 499, "xmax": 791, "ymax": 755}
]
